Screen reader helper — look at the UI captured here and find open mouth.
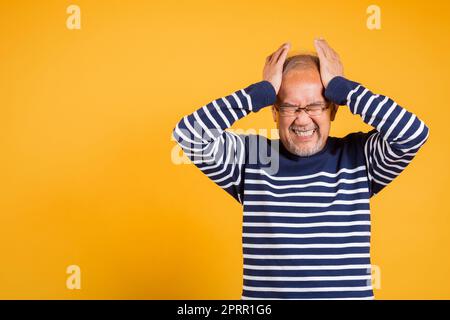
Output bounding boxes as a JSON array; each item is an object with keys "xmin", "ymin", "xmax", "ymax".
[{"xmin": 290, "ymin": 127, "xmax": 317, "ymax": 137}]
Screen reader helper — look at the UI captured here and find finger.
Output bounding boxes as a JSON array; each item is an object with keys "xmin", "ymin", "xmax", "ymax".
[
  {"xmin": 325, "ymin": 45, "xmax": 340, "ymax": 60},
  {"xmin": 276, "ymin": 43, "xmax": 290, "ymax": 64},
  {"xmin": 314, "ymin": 39, "xmax": 326, "ymax": 60},
  {"xmin": 316, "ymin": 39, "xmax": 330, "ymax": 59},
  {"xmin": 320, "ymin": 38, "xmax": 338, "ymax": 58},
  {"xmin": 277, "ymin": 42, "xmax": 288, "ymax": 51},
  {"xmin": 313, "ymin": 38, "xmax": 321, "ymax": 53},
  {"xmin": 273, "ymin": 42, "xmax": 290, "ymax": 63},
  {"xmin": 267, "ymin": 44, "xmax": 284, "ymax": 63},
  {"xmin": 275, "ymin": 43, "xmax": 290, "ymax": 62},
  {"xmin": 322, "ymin": 38, "xmax": 335, "ymax": 52}
]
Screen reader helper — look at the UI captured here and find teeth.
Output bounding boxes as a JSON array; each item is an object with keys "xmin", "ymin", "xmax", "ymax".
[{"xmin": 292, "ymin": 128, "xmax": 315, "ymax": 137}]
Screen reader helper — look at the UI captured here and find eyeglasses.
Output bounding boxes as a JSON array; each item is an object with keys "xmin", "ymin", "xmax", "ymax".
[{"xmin": 274, "ymin": 101, "xmax": 330, "ymax": 117}]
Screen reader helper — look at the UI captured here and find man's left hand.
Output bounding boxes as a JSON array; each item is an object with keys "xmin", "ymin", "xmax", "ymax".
[{"xmin": 314, "ymin": 38, "xmax": 344, "ymax": 89}]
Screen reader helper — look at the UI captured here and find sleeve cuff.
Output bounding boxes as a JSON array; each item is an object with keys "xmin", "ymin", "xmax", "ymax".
[
  {"xmin": 324, "ymin": 76, "xmax": 360, "ymax": 106},
  {"xmin": 244, "ymin": 80, "xmax": 277, "ymax": 112}
]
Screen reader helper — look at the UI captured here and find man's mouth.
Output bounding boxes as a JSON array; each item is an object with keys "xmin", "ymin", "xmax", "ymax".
[{"xmin": 290, "ymin": 127, "xmax": 317, "ymax": 137}]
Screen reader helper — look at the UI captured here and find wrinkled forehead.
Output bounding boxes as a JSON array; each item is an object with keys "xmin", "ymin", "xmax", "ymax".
[{"xmin": 278, "ymin": 69, "xmax": 326, "ymax": 105}]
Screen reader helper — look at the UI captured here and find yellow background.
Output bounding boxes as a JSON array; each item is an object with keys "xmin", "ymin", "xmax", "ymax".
[{"xmin": 0, "ymin": 0, "xmax": 449, "ymax": 299}]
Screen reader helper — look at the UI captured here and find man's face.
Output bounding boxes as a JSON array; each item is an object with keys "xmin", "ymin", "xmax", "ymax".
[{"xmin": 272, "ymin": 68, "xmax": 337, "ymax": 157}]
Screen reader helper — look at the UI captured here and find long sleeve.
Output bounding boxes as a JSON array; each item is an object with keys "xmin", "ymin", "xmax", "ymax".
[
  {"xmin": 325, "ymin": 76, "xmax": 430, "ymax": 197},
  {"xmin": 172, "ymin": 80, "xmax": 277, "ymax": 204}
]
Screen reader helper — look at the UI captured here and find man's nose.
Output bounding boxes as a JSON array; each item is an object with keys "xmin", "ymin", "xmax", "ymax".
[{"xmin": 293, "ymin": 109, "xmax": 313, "ymax": 125}]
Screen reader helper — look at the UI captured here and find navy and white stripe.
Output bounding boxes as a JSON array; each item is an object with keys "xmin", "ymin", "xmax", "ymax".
[
  {"xmin": 325, "ymin": 76, "xmax": 430, "ymax": 196},
  {"xmin": 172, "ymin": 76, "xmax": 429, "ymax": 299},
  {"xmin": 173, "ymin": 81, "xmax": 275, "ymax": 203}
]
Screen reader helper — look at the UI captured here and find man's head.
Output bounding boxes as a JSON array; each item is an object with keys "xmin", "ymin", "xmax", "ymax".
[{"xmin": 272, "ymin": 54, "xmax": 338, "ymax": 157}]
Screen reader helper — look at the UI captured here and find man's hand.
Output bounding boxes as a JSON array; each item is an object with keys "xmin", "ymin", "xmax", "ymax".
[
  {"xmin": 314, "ymin": 38, "xmax": 344, "ymax": 88},
  {"xmin": 263, "ymin": 42, "xmax": 291, "ymax": 94}
]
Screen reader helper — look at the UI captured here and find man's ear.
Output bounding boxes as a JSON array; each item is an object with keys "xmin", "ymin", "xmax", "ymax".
[
  {"xmin": 272, "ymin": 106, "xmax": 278, "ymax": 123},
  {"xmin": 330, "ymin": 104, "xmax": 339, "ymax": 121}
]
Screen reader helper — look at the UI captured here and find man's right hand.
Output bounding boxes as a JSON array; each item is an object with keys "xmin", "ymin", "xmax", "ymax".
[{"xmin": 263, "ymin": 42, "xmax": 291, "ymax": 94}]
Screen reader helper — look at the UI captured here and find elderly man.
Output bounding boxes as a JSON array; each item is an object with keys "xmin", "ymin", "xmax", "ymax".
[{"xmin": 172, "ymin": 39, "xmax": 429, "ymax": 299}]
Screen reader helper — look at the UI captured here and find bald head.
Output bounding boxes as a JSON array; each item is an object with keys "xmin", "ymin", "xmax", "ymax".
[
  {"xmin": 278, "ymin": 53, "xmax": 323, "ymax": 105},
  {"xmin": 282, "ymin": 54, "xmax": 320, "ymax": 76}
]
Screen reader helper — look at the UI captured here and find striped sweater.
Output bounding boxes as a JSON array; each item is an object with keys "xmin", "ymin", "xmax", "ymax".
[{"xmin": 172, "ymin": 76, "xmax": 429, "ymax": 300}]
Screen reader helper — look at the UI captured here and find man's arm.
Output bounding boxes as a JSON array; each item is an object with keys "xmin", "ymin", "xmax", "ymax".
[
  {"xmin": 316, "ymin": 38, "xmax": 430, "ymax": 197},
  {"xmin": 326, "ymin": 76, "xmax": 429, "ymax": 196},
  {"xmin": 172, "ymin": 81, "xmax": 275, "ymax": 203},
  {"xmin": 172, "ymin": 43, "xmax": 290, "ymax": 203}
]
